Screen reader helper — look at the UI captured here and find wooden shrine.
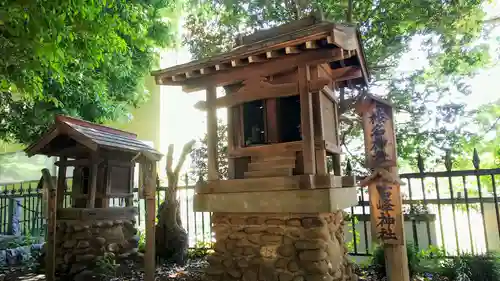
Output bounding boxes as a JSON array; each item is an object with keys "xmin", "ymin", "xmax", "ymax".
[
  {"xmin": 153, "ymin": 16, "xmax": 369, "ymax": 281},
  {"xmin": 25, "ymin": 115, "xmax": 161, "ymax": 281}
]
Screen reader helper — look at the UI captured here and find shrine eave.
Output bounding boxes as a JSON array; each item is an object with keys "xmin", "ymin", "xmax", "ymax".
[{"xmin": 151, "ymin": 18, "xmax": 370, "ymax": 92}]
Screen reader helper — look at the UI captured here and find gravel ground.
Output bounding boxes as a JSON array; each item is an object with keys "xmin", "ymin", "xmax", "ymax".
[
  {"xmin": 0, "ymin": 259, "xmax": 436, "ymax": 281},
  {"xmin": 0, "ymin": 258, "xmax": 208, "ymax": 281}
]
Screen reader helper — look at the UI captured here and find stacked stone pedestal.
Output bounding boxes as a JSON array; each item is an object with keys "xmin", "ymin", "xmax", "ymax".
[
  {"xmin": 206, "ymin": 212, "xmax": 358, "ymax": 281},
  {"xmin": 54, "ymin": 217, "xmax": 140, "ymax": 278}
]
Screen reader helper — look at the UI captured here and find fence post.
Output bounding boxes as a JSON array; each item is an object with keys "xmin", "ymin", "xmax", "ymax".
[{"xmin": 7, "ymin": 198, "xmax": 21, "ymax": 236}]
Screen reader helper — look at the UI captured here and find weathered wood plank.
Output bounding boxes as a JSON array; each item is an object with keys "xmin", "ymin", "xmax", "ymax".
[
  {"xmin": 42, "ymin": 169, "xmax": 56, "ymax": 281},
  {"xmin": 206, "ymin": 86, "xmax": 219, "ymax": 181},
  {"xmin": 342, "ymin": 175, "xmax": 357, "ymax": 187},
  {"xmin": 310, "ymin": 65, "xmax": 328, "ymax": 175},
  {"xmin": 144, "ymin": 162, "xmax": 157, "ymax": 281},
  {"xmin": 264, "ymin": 98, "xmax": 279, "ymax": 143},
  {"xmin": 229, "ymin": 141, "xmax": 303, "ymax": 158},
  {"xmin": 195, "ymin": 174, "xmax": 343, "ymax": 194},
  {"xmin": 248, "ymin": 158, "xmax": 296, "ymax": 171},
  {"xmin": 195, "ymin": 77, "xmax": 341, "ymax": 110},
  {"xmin": 54, "ymin": 158, "xmax": 90, "ymax": 167},
  {"xmin": 244, "ymin": 168, "xmax": 293, "ymax": 178},
  {"xmin": 196, "ymin": 175, "xmax": 314, "ymax": 193},
  {"xmin": 87, "ymin": 155, "xmax": 99, "ymax": 208},
  {"xmin": 229, "ymin": 140, "xmax": 335, "ymax": 158},
  {"xmin": 56, "ymin": 157, "xmax": 67, "ymax": 208},
  {"xmin": 298, "ymin": 66, "xmax": 316, "ymax": 174}
]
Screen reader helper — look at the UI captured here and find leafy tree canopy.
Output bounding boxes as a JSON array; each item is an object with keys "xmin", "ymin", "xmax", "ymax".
[
  {"xmin": 0, "ymin": 0, "xmax": 180, "ymax": 144},
  {"xmin": 183, "ymin": 0, "xmax": 498, "ymax": 172}
]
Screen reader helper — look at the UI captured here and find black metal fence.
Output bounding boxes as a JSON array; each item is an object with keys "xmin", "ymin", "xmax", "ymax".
[
  {"xmin": 348, "ymin": 151, "xmax": 500, "ymax": 256},
  {"xmin": 1, "ymin": 152, "xmax": 499, "ymax": 256}
]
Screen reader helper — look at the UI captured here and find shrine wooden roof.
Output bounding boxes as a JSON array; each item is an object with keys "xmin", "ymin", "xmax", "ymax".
[
  {"xmin": 25, "ymin": 115, "xmax": 162, "ymax": 161},
  {"xmin": 152, "ymin": 16, "xmax": 369, "ymax": 92}
]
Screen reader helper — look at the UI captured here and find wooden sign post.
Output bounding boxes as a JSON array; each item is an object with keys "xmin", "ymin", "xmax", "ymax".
[
  {"xmin": 356, "ymin": 94, "xmax": 410, "ymax": 281},
  {"xmin": 41, "ymin": 169, "xmax": 57, "ymax": 281},
  {"xmin": 140, "ymin": 160, "xmax": 157, "ymax": 281}
]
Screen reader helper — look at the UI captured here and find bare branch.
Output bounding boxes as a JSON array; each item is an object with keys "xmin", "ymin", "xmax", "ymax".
[
  {"xmin": 484, "ymin": 16, "xmax": 500, "ymax": 25},
  {"xmin": 370, "ymin": 64, "xmax": 397, "ymax": 70},
  {"xmin": 166, "ymin": 144, "xmax": 174, "ymax": 176},
  {"xmin": 174, "ymin": 140, "xmax": 196, "ymax": 176}
]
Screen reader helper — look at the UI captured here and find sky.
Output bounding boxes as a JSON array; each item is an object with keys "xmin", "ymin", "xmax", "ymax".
[{"xmin": 156, "ymin": 1, "xmax": 500, "ymax": 170}]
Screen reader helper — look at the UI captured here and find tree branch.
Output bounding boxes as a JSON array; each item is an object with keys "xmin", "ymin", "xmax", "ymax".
[
  {"xmin": 361, "ymin": 0, "xmax": 382, "ymax": 26},
  {"xmin": 340, "ymin": 121, "xmax": 356, "ymax": 147},
  {"xmin": 484, "ymin": 16, "xmax": 500, "ymax": 25},
  {"xmin": 166, "ymin": 144, "xmax": 174, "ymax": 176},
  {"xmin": 370, "ymin": 64, "xmax": 397, "ymax": 70},
  {"xmin": 342, "ymin": 143, "xmax": 367, "ymax": 172},
  {"xmin": 174, "ymin": 140, "xmax": 196, "ymax": 176}
]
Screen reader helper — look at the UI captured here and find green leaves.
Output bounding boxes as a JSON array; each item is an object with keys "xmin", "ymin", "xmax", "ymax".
[{"xmin": 0, "ymin": 0, "xmax": 181, "ymax": 144}]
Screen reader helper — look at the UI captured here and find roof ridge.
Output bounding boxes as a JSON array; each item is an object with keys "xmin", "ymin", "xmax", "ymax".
[{"xmin": 55, "ymin": 115, "xmax": 137, "ymax": 139}]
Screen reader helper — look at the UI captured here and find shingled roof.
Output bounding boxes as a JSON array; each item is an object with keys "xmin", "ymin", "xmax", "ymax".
[
  {"xmin": 25, "ymin": 115, "xmax": 162, "ymax": 161},
  {"xmin": 152, "ymin": 16, "xmax": 369, "ymax": 92}
]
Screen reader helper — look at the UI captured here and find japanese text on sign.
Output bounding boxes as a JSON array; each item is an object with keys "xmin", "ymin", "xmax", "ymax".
[
  {"xmin": 370, "ymin": 106, "xmax": 390, "ymax": 163},
  {"xmin": 368, "ymin": 180, "xmax": 403, "ymax": 245},
  {"xmin": 375, "ymin": 184, "xmax": 398, "ymax": 241}
]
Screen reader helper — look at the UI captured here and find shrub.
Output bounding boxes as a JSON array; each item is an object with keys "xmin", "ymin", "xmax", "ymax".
[
  {"xmin": 369, "ymin": 242, "xmax": 421, "ymax": 278},
  {"xmin": 95, "ymin": 253, "xmax": 119, "ymax": 278},
  {"xmin": 441, "ymin": 252, "xmax": 500, "ymax": 281},
  {"xmin": 370, "ymin": 243, "xmax": 500, "ymax": 281},
  {"xmin": 137, "ymin": 230, "xmax": 146, "ymax": 253},
  {"xmin": 187, "ymin": 241, "xmax": 214, "ymax": 259}
]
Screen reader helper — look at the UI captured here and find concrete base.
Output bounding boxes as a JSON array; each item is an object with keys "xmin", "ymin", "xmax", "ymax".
[{"xmin": 194, "ymin": 187, "xmax": 357, "ymax": 213}]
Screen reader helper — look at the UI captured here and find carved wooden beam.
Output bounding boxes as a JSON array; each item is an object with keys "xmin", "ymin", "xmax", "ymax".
[
  {"xmin": 330, "ymin": 66, "xmax": 362, "ymax": 82},
  {"xmin": 181, "ymin": 48, "xmax": 346, "ymax": 92},
  {"xmin": 194, "ymin": 78, "xmax": 331, "ymax": 110},
  {"xmin": 193, "ymin": 65, "xmax": 361, "ymax": 111}
]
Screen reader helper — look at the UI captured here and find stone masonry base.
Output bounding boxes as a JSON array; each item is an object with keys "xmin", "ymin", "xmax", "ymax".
[
  {"xmin": 205, "ymin": 212, "xmax": 358, "ymax": 281},
  {"xmin": 54, "ymin": 218, "xmax": 139, "ymax": 278}
]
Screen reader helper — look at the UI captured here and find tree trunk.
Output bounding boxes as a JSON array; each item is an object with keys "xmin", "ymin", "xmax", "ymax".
[{"xmin": 155, "ymin": 141, "xmax": 195, "ymax": 265}]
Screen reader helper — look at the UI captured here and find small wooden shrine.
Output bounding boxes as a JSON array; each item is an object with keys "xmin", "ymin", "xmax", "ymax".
[
  {"xmin": 25, "ymin": 115, "xmax": 161, "ymax": 281},
  {"xmin": 153, "ymin": 16, "xmax": 369, "ymax": 281}
]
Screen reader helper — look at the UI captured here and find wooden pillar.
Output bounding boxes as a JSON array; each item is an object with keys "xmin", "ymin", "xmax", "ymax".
[
  {"xmin": 385, "ymin": 166, "xmax": 410, "ymax": 281},
  {"xmin": 42, "ymin": 168, "xmax": 56, "ymax": 281},
  {"xmin": 310, "ymin": 66, "xmax": 327, "ymax": 175},
  {"xmin": 56, "ymin": 157, "xmax": 67, "ymax": 208},
  {"xmin": 224, "ymin": 85, "xmax": 236, "ymax": 180},
  {"xmin": 103, "ymin": 162, "xmax": 112, "ymax": 208},
  {"xmin": 87, "ymin": 156, "xmax": 98, "ymax": 208},
  {"xmin": 331, "ymin": 87, "xmax": 342, "ymax": 176},
  {"xmin": 206, "ymin": 86, "xmax": 219, "ymax": 180},
  {"xmin": 265, "ymin": 99, "xmax": 279, "ymax": 143},
  {"xmin": 144, "ymin": 161, "xmax": 157, "ymax": 281},
  {"xmin": 298, "ymin": 65, "xmax": 316, "ymax": 174},
  {"xmin": 126, "ymin": 165, "xmax": 134, "ymax": 206},
  {"xmin": 227, "ymin": 106, "xmax": 236, "ymax": 179}
]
